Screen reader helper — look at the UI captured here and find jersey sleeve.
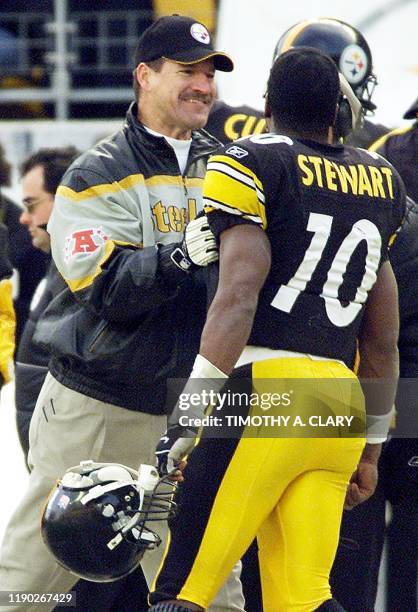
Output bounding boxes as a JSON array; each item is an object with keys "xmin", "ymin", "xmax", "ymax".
[
  {"xmin": 203, "ymin": 147, "xmax": 267, "ymax": 239},
  {"xmin": 49, "ymin": 166, "xmax": 177, "ymax": 322}
]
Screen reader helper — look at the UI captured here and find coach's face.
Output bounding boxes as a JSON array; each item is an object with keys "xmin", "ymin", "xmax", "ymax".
[{"xmin": 137, "ymin": 58, "xmax": 216, "ymax": 139}]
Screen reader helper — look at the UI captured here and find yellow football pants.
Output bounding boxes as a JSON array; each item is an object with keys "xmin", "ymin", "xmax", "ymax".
[{"xmin": 151, "ymin": 357, "xmax": 365, "ymax": 611}]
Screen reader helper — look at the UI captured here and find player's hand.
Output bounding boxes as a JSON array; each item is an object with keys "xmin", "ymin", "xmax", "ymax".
[
  {"xmin": 344, "ymin": 460, "xmax": 378, "ymax": 510},
  {"xmin": 163, "ymin": 214, "xmax": 218, "ymax": 273},
  {"xmin": 182, "ymin": 214, "xmax": 218, "ymax": 267},
  {"xmin": 155, "ymin": 425, "xmax": 197, "ymax": 477}
]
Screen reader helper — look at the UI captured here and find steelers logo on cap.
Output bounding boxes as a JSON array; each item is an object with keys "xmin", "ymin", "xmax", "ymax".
[
  {"xmin": 340, "ymin": 44, "xmax": 368, "ymax": 85},
  {"xmin": 190, "ymin": 23, "xmax": 211, "ymax": 45}
]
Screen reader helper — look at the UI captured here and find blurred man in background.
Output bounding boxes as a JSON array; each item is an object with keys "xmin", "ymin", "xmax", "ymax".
[
  {"xmin": 15, "ymin": 147, "xmax": 79, "ymax": 460},
  {"xmin": 14, "ymin": 146, "xmax": 150, "ymax": 612},
  {"xmin": 0, "ymin": 144, "xmax": 48, "ymax": 346}
]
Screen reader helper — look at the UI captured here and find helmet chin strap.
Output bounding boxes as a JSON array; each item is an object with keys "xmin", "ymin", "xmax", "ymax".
[{"xmin": 338, "ymin": 73, "xmax": 363, "ymax": 131}]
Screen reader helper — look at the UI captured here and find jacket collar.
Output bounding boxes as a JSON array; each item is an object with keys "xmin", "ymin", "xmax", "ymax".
[{"xmin": 125, "ymin": 102, "xmax": 221, "ymax": 163}]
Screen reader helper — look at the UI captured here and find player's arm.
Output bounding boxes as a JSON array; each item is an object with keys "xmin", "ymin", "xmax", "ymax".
[
  {"xmin": 156, "ymin": 222, "xmax": 270, "ymax": 475},
  {"xmin": 345, "ymin": 260, "xmax": 399, "ymax": 509},
  {"xmin": 156, "ymin": 148, "xmax": 270, "ymax": 474},
  {"xmin": 200, "ymin": 223, "xmax": 271, "ymax": 374}
]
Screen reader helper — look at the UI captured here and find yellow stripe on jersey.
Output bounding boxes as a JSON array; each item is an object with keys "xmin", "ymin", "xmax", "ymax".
[
  {"xmin": 208, "ymin": 155, "xmax": 264, "ymax": 193},
  {"xmin": 203, "ymin": 155, "xmax": 267, "ymax": 228},
  {"xmin": 66, "ymin": 240, "xmax": 142, "ymax": 292},
  {"xmin": 58, "ymin": 174, "xmax": 201, "ymax": 203}
]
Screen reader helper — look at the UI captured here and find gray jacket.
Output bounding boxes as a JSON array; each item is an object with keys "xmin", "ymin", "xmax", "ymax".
[{"xmin": 35, "ymin": 103, "xmax": 220, "ymax": 412}]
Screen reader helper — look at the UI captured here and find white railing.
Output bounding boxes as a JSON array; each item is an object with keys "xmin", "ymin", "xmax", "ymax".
[{"xmin": 0, "ymin": 2, "xmax": 154, "ymax": 118}]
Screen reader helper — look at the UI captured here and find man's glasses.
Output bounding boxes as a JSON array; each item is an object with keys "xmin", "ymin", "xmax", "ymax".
[{"xmin": 22, "ymin": 195, "xmax": 53, "ymax": 214}]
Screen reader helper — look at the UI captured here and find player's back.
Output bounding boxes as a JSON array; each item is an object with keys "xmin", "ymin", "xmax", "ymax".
[{"xmin": 204, "ymin": 134, "xmax": 405, "ymax": 367}]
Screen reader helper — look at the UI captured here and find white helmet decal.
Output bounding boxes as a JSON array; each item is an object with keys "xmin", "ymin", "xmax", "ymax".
[
  {"xmin": 340, "ymin": 44, "xmax": 368, "ymax": 85},
  {"xmin": 190, "ymin": 23, "xmax": 211, "ymax": 45}
]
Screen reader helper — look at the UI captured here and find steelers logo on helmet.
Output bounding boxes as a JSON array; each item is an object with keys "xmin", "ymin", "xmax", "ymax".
[
  {"xmin": 190, "ymin": 23, "xmax": 211, "ymax": 45},
  {"xmin": 340, "ymin": 44, "xmax": 368, "ymax": 86},
  {"xmin": 271, "ymin": 18, "xmax": 377, "ymax": 116}
]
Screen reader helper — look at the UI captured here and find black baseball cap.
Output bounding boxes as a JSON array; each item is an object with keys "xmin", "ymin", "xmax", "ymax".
[{"xmin": 134, "ymin": 14, "xmax": 233, "ymax": 72}]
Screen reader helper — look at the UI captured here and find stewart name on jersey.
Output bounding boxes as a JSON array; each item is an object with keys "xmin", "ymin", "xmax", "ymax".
[{"xmin": 204, "ymin": 134, "xmax": 406, "ymax": 367}]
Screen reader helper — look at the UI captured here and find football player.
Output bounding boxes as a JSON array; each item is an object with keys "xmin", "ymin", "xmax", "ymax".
[{"xmin": 150, "ymin": 47, "xmax": 405, "ymax": 611}]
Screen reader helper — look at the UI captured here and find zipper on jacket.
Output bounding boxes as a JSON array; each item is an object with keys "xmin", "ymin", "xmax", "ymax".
[
  {"xmin": 88, "ymin": 322, "xmax": 109, "ymax": 353},
  {"xmin": 182, "ymin": 175, "xmax": 188, "ymax": 197}
]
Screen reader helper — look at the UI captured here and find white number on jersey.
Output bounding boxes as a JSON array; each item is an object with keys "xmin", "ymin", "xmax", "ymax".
[{"xmin": 271, "ymin": 212, "xmax": 381, "ymax": 327}]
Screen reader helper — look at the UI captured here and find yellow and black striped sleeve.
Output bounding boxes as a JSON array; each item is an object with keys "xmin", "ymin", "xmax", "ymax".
[{"xmin": 203, "ymin": 154, "xmax": 267, "ymax": 229}]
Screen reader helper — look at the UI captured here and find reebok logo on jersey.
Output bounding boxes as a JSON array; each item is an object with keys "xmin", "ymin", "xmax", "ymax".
[{"xmin": 225, "ymin": 146, "xmax": 248, "ymax": 159}]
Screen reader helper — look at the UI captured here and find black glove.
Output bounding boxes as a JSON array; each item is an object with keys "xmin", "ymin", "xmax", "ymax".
[{"xmin": 155, "ymin": 354, "xmax": 228, "ymax": 475}]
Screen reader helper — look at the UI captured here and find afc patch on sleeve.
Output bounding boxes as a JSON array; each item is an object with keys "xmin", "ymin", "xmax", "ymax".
[
  {"xmin": 225, "ymin": 145, "xmax": 249, "ymax": 159},
  {"xmin": 64, "ymin": 227, "xmax": 109, "ymax": 262}
]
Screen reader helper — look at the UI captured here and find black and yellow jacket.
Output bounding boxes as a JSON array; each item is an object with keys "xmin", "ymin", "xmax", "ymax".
[{"xmin": 35, "ymin": 103, "xmax": 220, "ymax": 412}]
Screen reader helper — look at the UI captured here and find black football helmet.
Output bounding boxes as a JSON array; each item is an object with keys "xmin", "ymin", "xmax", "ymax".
[
  {"xmin": 273, "ymin": 18, "xmax": 377, "ymax": 137},
  {"xmin": 41, "ymin": 461, "xmax": 176, "ymax": 582}
]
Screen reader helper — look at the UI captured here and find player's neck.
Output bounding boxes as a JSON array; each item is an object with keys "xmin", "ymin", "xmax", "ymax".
[{"xmin": 269, "ymin": 119, "xmax": 332, "ymax": 144}]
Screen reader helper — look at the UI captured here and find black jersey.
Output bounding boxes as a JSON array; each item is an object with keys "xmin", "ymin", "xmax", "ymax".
[
  {"xmin": 204, "ymin": 134, "xmax": 406, "ymax": 367},
  {"xmin": 206, "ymin": 100, "xmax": 266, "ymax": 144}
]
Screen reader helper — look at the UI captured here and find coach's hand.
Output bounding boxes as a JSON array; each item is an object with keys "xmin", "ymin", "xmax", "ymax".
[{"xmin": 155, "ymin": 425, "xmax": 197, "ymax": 477}]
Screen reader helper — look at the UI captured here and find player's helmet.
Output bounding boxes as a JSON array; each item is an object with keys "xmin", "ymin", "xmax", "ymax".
[
  {"xmin": 273, "ymin": 18, "xmax": 377, "ymax": 137},
  {"xmin": 273, "ymin": 18, "xmax": 376, "ymax": 112},
  {"xmin": 41, "ymin": 461, "xmax": 176, "ymax": 582}
]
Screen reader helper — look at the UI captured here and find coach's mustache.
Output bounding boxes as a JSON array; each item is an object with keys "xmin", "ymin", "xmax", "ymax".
[{"xmin": 179, "ymin": 92, "xmax": 212, "ymax": 104}]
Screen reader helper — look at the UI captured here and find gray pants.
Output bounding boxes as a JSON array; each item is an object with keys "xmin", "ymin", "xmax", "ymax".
[{"xmin": 0, "ymin": 374, "xmax": 245, "ymax": 611}]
